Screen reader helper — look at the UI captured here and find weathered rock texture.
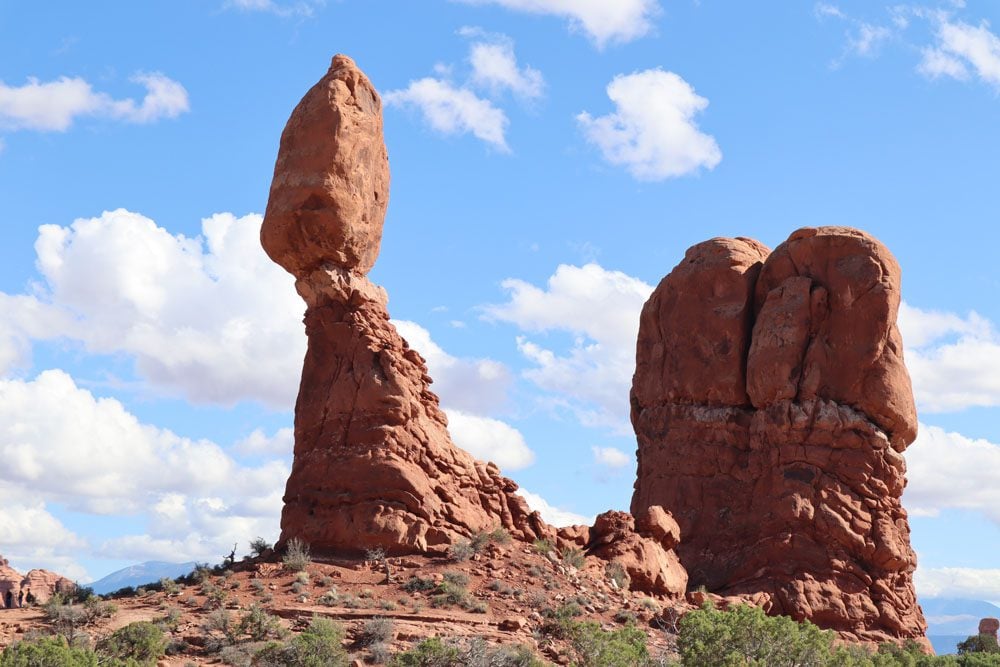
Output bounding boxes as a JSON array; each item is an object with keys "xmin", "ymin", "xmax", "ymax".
[
  {"xmin": 979, "ymin": 618, "xmax": 999, "ymax": 641},
  {"xmin": 264, "ymin": 56, "xmax": 550, "ymax": 556},
  {"xmin": 0, "ymin": 556, "xmax": 74, "ymax": 606},
  {"xmin": 631, "ymin": 227, "xmax": 927, "ymax": 644}
]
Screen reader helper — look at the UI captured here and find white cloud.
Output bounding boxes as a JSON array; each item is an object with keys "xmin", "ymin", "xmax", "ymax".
[
  {"xmin": 484, "ymin": 263, "xmax": 653, "ymax": 431},
  {"xmin": 916, "ymin": 566, "xmax": 1000, "ymax": 600},
  {"xmin": 814, "ymin": 3, "xmax": 894, "ymax": 61},
  {"xmin": 899, "ymin": 303, "xmax": 1000, "ymax": 413},
  {"xmin": 223, "ymin": 0, "xmax": 323, "ymax": 18},
  {"xmin": 919, "ymin": 19, "xmax": 1000, "ymax": 88},
  {"xmin": 447, "ymin": 410, "xmax": 535, "ymax": 470},
  {"xmin": 459, "ymin": 0, "xmax": 661, "ymax": 48},
  {"xmin": 0, "ymin": 73, "xmax": 189, "ymax": 132},
  {"xmin": 0, "ymin": 370, "xmax": 287, "ymax": 567},
  {"xmin": 517, "ymin": 489, "xmax": 592, "ymax": 527},
  {"xmin": 577, "ymin": 68, "xmax": 721, "ymax": 181},
  {"xmin": 17, "ymin": 209, "xmax": 305, "ymax": 408},
  {"xmin": 904, "ymin": 423, "xmax": 1000, "ymax": 522},
  {"xmin": 462, "ymin": 30, "xmax": 545, "ymax": 99},
  {"xmin": 815, "ymin": 3, "xmax": 846, "ymax": 20},
  {"xmin": 385, "ymin": 78, "xmax": 510, "ymax": 152},
  {"xmin": 592, "ymin": 446, "xmax": 630, "ymax": 469},
  {"xmin": 391, "ymin": 319, "xmax": 535, "ymax": 472},
  {"xmin": 0, "ymin": 492, "xmax": 89, "ymax": 580},
  {"xmin": 234, "ymin": 427, "xmax": 294, "ymax": 457},
  {"xmin": 393, "ymin": 319, "xmax": 512, "ymax": 414}
]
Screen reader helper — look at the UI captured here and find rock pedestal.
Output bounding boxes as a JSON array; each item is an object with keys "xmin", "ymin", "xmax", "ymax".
[
  {"xmin": 263, "ymin": 56, "xmax": 547, "ymax": 555},
  {"xmin": 631, "ymin": 227, "xmax": 927, "ymax": 644}
]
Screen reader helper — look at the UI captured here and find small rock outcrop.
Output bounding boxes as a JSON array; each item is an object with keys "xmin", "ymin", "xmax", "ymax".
[
  {"xmin": 0, "ymin": 556, "xmax": 75, "ymax": 606},
  {"xmin": 979, "ymin": 618, "xmax": 999, "ymax": 641},
  {"xmin": 631, "ymin": 227, "xmax": 927, "ymax": 644},
  {"xmin": 264, "ymin": 56, "xmax": 549, "ymax": 555}
]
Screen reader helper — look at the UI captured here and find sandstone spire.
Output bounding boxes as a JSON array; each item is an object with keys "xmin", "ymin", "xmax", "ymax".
[{"xmin": 263, "ymin": 55, "xmax": 547, "ymax": 555}]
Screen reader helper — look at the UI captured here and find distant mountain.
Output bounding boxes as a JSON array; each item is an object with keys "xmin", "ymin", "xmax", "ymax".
[
  {"xmin": 920, "ymin": 597, "xmax": 1000, "ymax": 655},
  {"xmin": 89, "ymin": 561, "xmax": 198, "ymax": 595}
]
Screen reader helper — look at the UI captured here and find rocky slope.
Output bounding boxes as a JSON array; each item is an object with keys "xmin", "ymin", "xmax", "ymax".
[{"xmin": 631, "ymin": 227, "xmax": 927, "ymax": 645}]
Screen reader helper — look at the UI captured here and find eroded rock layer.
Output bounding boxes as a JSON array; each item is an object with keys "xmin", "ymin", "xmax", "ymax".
[
  {"xmin": 264, "ymin": 56, "xmax": 548, "ymax": 555},
  {"xmin": 631, "ymin": 227, "xmax": 927, "ymax": 644}
]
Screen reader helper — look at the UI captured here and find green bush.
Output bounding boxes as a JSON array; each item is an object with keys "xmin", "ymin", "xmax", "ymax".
[
  {"xmin": 251, "ymin": 616, "xmax": 347, "ymax": 667},
  {"xmin": 959, "ymin": 636, "xmax": 1000, "ymax": 655},
  {"xmin": 569, "ymin": 621, "xmax": 650, "ymax": 667},
  {"xmin": 677, "ymin": 603, "xmax": 844, "ymax": 667},
  {"xmin": 390, "ymin": 636, "xmax": 544, "ymax": 667},
  {"xmin": 0, "ymin": 635, "xmax": 98, "ymax": 667},
  {"xmin": 96, "ymin": 621, "xmax": 166, "ymax": 666}
]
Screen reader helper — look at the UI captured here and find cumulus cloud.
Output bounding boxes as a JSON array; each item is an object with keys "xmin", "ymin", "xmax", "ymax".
[
  {"xmin": 0, "ymin": 490, "xmax": 89, "ymax": 580},
  {"xmin": 392, "ymin": 319, "xmax": 536, "ymax": 472},
  {"xmin": 0, "ymin": 370, "xmax": 287, "ymax": 566},
  {"xmin": 385, "ymin": 78, "xmax": 510, "ymax": 152},
  {"xmin": 577, "ymin": 69, "xmax": 721, "ymax": 181},
  {"xmin": 459, "ymin": 0, "xmax": 660, "ymax": 48},
  {"xmin": 0, "ymin": 73, "xmax": 189, "ymax": 132},
  {"xmin": 517, "ymin": 489, "xmax": 592, "ymax": 527},
  {"xmin": 484, "ymin": 263, "xmax": 653, "ymax": 431},
  {"xmin": 385, "ymin": 30, "xmax": 543, "ymax": 152},
  {"xmin": 461, "ymin": 29, "xmax": 545, "ymax": 99},
  {"xmin": 234, "ymin": 427, "xmax": 294, "ymax": 458},
  {"xmin": 592, "ymin": 446, "xmax": 630, "ymax": 469},
  {"xmin": 393, "ymin": 319, "xmax": 512, "ymax": 414},
  {"xmin": 447, "ymin": 410, "xmax": 535, "ymax": 470},
  {"xmin": 919, "ymin": 18, "xmax": 1000, "ymax": 88},
  {"xmin": 915, "ymin": 566, "xmax": 1000, "ymax": 600},
  {"xmin": 904, "ymin": 423, "xmax": 1000, "ymax": 522},
  {"xmin": 899, "ymin": 303, "xmax": 1000, "ymax": 413},
  {"xmin": 14, "ymin": 209, "xmax": 305, "ymax": 408}
]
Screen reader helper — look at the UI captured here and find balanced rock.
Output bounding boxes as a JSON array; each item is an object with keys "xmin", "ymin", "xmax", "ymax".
[
  {"xmin": 261, "ymin": 55, "xmax": 390, "ymax": 277},
  {"xmin": 265, "ymin": 56, "xmax": 548, "ymax": 555},
  {"xmin": 631, "ymin": 227, "xmax": 926, "ymax": 644}
]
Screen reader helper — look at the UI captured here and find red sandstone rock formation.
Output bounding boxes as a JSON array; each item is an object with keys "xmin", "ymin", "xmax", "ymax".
[
  {"xmin": 979, "ymin": 618, "xmax": 999, "ymax": 640},
  {"xmin": 0, "ymin": 556, "xmax": 74, "ymax": 606},
  {"xmin": 263, "ymin": 56, "xmax": 549, "ymax": 556},
  {"xmin": 631, "ymin": 227, "xmax": 927, "ymax": 644}
]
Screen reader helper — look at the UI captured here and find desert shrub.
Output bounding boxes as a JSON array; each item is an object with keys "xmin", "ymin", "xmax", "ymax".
[
  {"xmin": 959, "ymin": 636, "xmax": 1000, "ymax": 655},
  {"xmin": 239, "ymin": 604, "xmax": 285, "ymax": 642},
  {"xmin": 96, "ymin": 621, "xmax": 166, "ymax": 666},
  {"xmin": 295, "ymin": 572, "xmax": 310, "ymax": 585},
  {"xmin": 282, "ymin": 538, "xmax": 312, "ymax": 572},
  {"xmin": 159, "ymin": 577, "xmax": 180, "ymax": 595},
  {"xmin": 678, "ymin": 603, "xmax": 847, "ymax": 667},
  {"xmin": 402, "ymin": 576, "xmax": 437, "ymax": 593},
  {"xmin": 614, "ymin": 609, "xmax": 638, "ymax": 625},
  {"xmin": 361, "ymin": 617, "xmax": 395, "ymax": 646},
  {"xmin": 447, "ymin": 540, "xmax": 475, "ymax": 562},
  {"xmin": 250, "ymin": 537, "xmax": 273, "ymax": 557},
  {"xmin": 291, "ymin": 582, "xmax": 305, "ymax": 595},
  {"xmin": 471, "ymin": 527, "xmax": 511, "ymax": 550},
  {"xmin": 390, "ymin": 636, "xmax": 544, "ymax": 667},
  {"xmin": 0, "ymin": 634, "xmax": 97, "ymax": 667},
  {"xmin": 252, "ymin": 616, "xmax": 348, "ymax": 666},
  {"xmin": 204, "ymin": 608, "xmax": 238, "ymax": 646},
  {"xmin": 560, "ymin": 547, "xmax": 585, "ymax": 569},
  {"xmin": 540, "ymin": 602, "xmax": 583, "ymax": 639},
  {"xmin": 532, "ymin": 539, "xmax": 553, "ymax": 554},
  {"xmin": 369, "ymin": 641, "xmax": 392, "ymax": 664},
  {"xmin": 488, "ymin": 579, "xmax": 514, "ymax": 595},
  {"xmin": 569, "ymin": 621, "xmax": 649, "ymax": 667},
  {"xmin": 250, "ymin": 579, "xmax": 266, "ymax": 593},
  {"xmin": 638, "ymin": 597, "xmax": 661, "ymax": 613}
]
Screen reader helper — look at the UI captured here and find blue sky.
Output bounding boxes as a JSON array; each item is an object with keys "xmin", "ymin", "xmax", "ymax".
[{"xmin": 2, "ymin": 0, "xmax": 1000, "ymax": 603}]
